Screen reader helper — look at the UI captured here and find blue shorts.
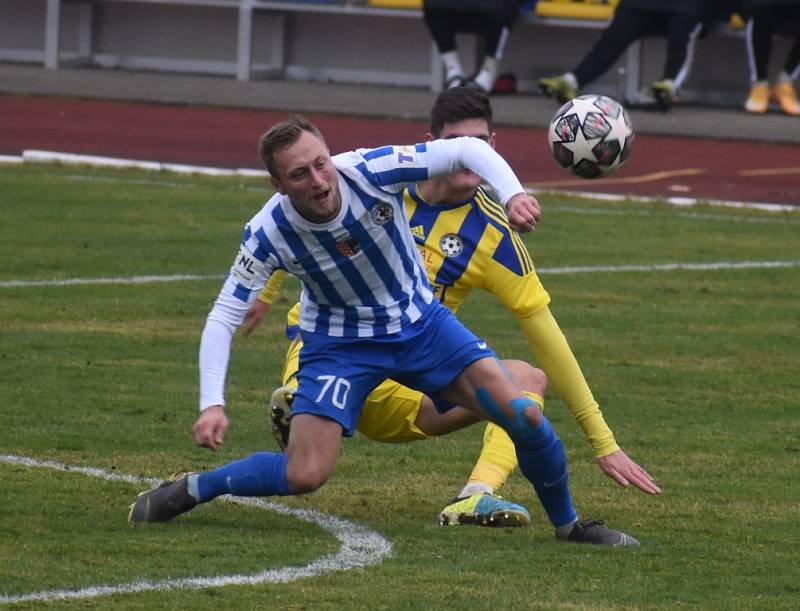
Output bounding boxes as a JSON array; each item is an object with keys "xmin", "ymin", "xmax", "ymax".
[{"xmin": 292, "ymin": 302, "xmax": 496, "ymax": 436}]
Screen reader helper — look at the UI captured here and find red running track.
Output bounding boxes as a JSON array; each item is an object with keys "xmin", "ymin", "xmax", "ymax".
[{"xmin": 1, "ymin": 94, "xmax": 797, "ymax": 206}]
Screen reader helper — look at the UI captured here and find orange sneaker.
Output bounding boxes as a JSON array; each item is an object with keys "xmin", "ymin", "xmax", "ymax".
[
  {"xmin": 773, "ymin": 80, "xmax": 800, "ymax": 116},
  {"xmin": 745, "ymin": 82, "xmax": 770, "ymax": 114}
]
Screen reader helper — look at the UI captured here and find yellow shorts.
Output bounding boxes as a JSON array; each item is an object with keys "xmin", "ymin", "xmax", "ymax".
[{"xmin": 282, "ymin": 337, "xmax": 429, "ymax": 442}]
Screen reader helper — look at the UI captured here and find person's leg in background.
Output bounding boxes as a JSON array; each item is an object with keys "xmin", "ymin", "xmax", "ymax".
[
  {"xmin": 745, "ymin": 5, "xmax": 776, "ymax": 113},
  {"xmin": 540, "ymin": 5, "xmax": 652, "ymax": 103},
  {"xmin": 771, "ymin": 5, "xmax": 800, "ymax": 116},
  {"xmin": 652, "ymin": 12, "xmax": 703, "ymax": 112}
]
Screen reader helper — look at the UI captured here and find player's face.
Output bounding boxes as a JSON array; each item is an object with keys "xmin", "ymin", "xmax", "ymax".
[
  {"xmin": 270, "ymin": 130, "xmax": 341, "ymax": 224},
  {"xmin": 434, "ymin": 118, "xmax": 496, "ymax": 194}
]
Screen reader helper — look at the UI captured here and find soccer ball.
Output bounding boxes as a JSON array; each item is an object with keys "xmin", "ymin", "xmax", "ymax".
[{"xmin": 547, "ymin": 94, "xmax": 634, "ymax": 179}]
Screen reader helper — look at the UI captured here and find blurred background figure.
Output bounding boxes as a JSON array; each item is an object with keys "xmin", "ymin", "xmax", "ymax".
[
  {"xmin": 538, "ymin": 0, "xmax": 723, "ymax": 112},
  {"xmin": 423, "ymin": 0, "xmax": 529, "ymax": 92},
  {"xmin": 741, "ymin": 0, "xmax": 800, "ymax": 115}
]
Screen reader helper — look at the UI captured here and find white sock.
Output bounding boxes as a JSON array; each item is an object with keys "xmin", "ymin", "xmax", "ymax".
[
  {"xmin": 458, "ymin": 482, "xmax": 493, "ymax": 499},
  {"xmin": 441, "ymin": 50, "xmax": 464, "ymax": 82},
  {"xmin": 473, "ymin": 56, "xmax": 499, "ymax": 93},
  {"xmin": 555, "ymin": 517, "xmax": 579, "ymax": 539},
  {"xmin": 778, "ymin": 70, "xmax": 793, "ymax": 84},
  {"xmin": 186, "ymin": 473, "xmax": 201, "ymax": 501},
  {"xmin": 564, "ymin": 72, "xmax": 579, "ymax": 89}
]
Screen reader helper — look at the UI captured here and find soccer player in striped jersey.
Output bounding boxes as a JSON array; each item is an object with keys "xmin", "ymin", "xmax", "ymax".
[
  {"xmin": 247, "ymin": 88, "xmax": 660, "ymax": 544},
  {"xmin": 130, "ymin": 112, "xmax": 569, "ymax": 528}
]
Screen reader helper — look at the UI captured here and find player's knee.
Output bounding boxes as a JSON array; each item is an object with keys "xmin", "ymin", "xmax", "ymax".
[
  {"xmin": 286, "ymin": 464, "xmax": 330, "ymax": 494},
  {"xmin": 285, "ymin": 457, "xmax": 334, "ymax": 494},
  {"xmin": 477, "ymin": 387, "xmax": 543, "ymax": 437},
  {"xmin": 503, "ymin": 359, "xmax": 548, "ymax": 396}
]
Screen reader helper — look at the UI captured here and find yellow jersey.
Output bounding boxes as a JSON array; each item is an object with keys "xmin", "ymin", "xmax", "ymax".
[
  {"xmin": 405, "ymin": 184, "xmax": 550, "ymax": 317},
  {"xmin": 263, "ymin": 185, "xmax": 618, "ymax": 457}
]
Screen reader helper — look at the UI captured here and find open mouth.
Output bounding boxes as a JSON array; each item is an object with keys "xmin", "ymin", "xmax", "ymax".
[{"xmin": 314, "ymin": 189, "xmax": 330, "ymax": 201}]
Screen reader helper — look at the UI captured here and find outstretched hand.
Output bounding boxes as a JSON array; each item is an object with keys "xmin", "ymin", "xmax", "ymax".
[
  {"xmin": 506, "ymin": 192, "xmax": 541, "ymax": 233},
  {"xmin": 192, "ymin": 405, "xmax": 229, "ymax": 451},
  {"xmin": 597, "ymin": 449, "xmax": 661, "ymax": 495}
]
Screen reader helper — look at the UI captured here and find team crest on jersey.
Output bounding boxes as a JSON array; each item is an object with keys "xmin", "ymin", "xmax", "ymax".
[
  {"xmin": 336, "ymin": 234, "xmax": 361, "ymax": 257},
  {"xmin": 439, "ymin": 233, "xmax": 464, "ymax": 257},
  {"xmin": 370, "ymin": 202, "xmax": 394, "ymax": 225}
]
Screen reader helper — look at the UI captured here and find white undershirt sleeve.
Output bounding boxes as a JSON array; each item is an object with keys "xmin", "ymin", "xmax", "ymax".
[
  {"xmin": 198, "ymin": 247, "xmax": 271, "ymax": 410},
  {"xmin": 198, "ymin": 288, "xmax": 253, "ymax": 410},
  {"xmin": 424, "ymin": 137, "xmax": 525, "ymax": 206}
]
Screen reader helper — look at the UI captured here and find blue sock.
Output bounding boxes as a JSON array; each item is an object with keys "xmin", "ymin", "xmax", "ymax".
[
  {"xmin": 513, "ymin": 417, "xmax": 578, "ymax": 528},
  {"xmin": 475, "ymin": 389, "xmax": 577, "ymax": 528},
  {"xmin": 193, "ymin": 452, "xmax": 289, "ymax": 503}
]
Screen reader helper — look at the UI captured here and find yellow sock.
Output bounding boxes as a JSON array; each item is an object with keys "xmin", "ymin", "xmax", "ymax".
[{"xmin": 465, "ymin": 392, "xmax": 544, "ymax": 492}]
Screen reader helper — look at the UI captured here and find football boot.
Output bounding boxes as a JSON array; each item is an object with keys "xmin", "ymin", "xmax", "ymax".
[
  {"xmin": 773, "ymin": 80, "xmax": 800, "ymax": 116},
  {"xmin": 439, "ymin": 493, "xmax": 531, "ymax": 527},
  {"xmin": 558, "ymin": 518, "xmax": 640, "ymax": 547},
  {"xmin": 269, "ymin": 385, "xmax": 295, "ymax": 451},
  {"xmin": 651, "ymin": 79, "xmax": 674, "ymax": 113},
  {"xmin": 745, "ymin": 82, "xmax": 770, "ymax": 114},
  {"xmin": 128, "ymin": 472, "xmax": 197, "ymax": 524},
  {"xmin": 539, "ymin": 74, "xmax": 577, "ymax": 104}
]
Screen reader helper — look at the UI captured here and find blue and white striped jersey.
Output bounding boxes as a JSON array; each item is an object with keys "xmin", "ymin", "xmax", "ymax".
[
  {"xmin": 199, "ymin": 136, "xmax": 525, "ymax": 408},
  {"xmin": 239, "ymin": 145, "xmax": 435, "ymax": 338}
]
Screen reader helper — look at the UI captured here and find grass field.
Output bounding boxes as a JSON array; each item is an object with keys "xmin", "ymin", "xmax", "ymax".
[{"xmin": 1, "ymin": 162, "xmax": 799, "ymax": 610}]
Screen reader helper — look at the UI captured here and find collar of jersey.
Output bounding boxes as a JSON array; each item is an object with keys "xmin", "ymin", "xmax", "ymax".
[{"xmin": 408, "ymin": 183, "xmax": 480, "ymax": 211}]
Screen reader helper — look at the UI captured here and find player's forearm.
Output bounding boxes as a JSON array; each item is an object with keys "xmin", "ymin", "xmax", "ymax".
[
  {"xmin": 198, "ymin": 289, "xmax": 252, "ymax": 410},
  {"xmin": 519, "ymin": 306, "xmax": 620, "ymax": 457},
  {"xmin": 426, "ymin": 137, "xmax": 524, "ymax": 205},
  {"xmin": 199, "ymin": 317, "xmax": 234, "ymax": 410}
]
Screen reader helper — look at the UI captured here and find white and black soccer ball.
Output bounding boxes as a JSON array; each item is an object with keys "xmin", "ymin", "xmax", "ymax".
[{"xmin": 547, "ymin": 94, "xmax": 634, "ymax": 179}]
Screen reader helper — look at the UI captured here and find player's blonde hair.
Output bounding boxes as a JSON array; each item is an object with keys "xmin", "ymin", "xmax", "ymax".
[{"xmin": 258, "ymin": 115, "xmax": 326, "ymax": 178}]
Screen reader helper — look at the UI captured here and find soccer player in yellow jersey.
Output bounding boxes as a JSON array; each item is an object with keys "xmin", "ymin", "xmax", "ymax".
[{"xmin": 248, "ymin": 88, "xmax": 659, "ymax": 544}]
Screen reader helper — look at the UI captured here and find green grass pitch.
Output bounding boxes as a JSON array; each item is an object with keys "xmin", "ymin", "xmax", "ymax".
[{"xmin": 1, "ymin": 163, "xmax": 799, "ymax": 609}]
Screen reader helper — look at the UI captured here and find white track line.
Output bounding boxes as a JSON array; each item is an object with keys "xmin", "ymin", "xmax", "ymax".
[
  {"xmin": 0, "ymin": 274, "xmax": 223, "ymax": 288},
  {"xmin": 2, "ymin": 260, "xmax": 798, "ymax": 289},
  {"xmin": 8, "ymin": 149, "xmax": 798, "ymax": 211},
  {"xmin": 21, "ymin": 150, "xmax": 265, "ymax": 178},
  {"xmin": 0, "ymin": 454, "xmax": 392, "ymax": 605}
]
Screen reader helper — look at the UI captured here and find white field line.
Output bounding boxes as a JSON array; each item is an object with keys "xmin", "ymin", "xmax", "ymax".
[
  {"xmin": 549, "ymin": 204, "xmax": 800, "ymax": 225},
  {"xmin": 536, "ymin": 260, "xmax": 800, "ymax": 275},
  {"xmin": 2, "ymin": 259, "xmax": 799, "ymax": 290},
  {"xmin": 0, "ymin": 273, "xmax": 224, "ymax": 288},
  {"xmin": 0, "ymin": 454, "xmax": 392, "ymax": 605},
  {"xmin": 526, "ymin": 186, "xmax": 798, "ymax": 213},
  {"xmin": 60, "ymin": 172, "xmax": 268, "ymax": 194}
]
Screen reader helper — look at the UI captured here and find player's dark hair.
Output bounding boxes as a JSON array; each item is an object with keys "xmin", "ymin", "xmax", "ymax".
[
  {"xmin": 258, "ymin": 115, "xmax": 326, "ymax": 178},
  {"xmin": 429, "ymin": 87, "xmax": 494, "ymax": 138}
]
